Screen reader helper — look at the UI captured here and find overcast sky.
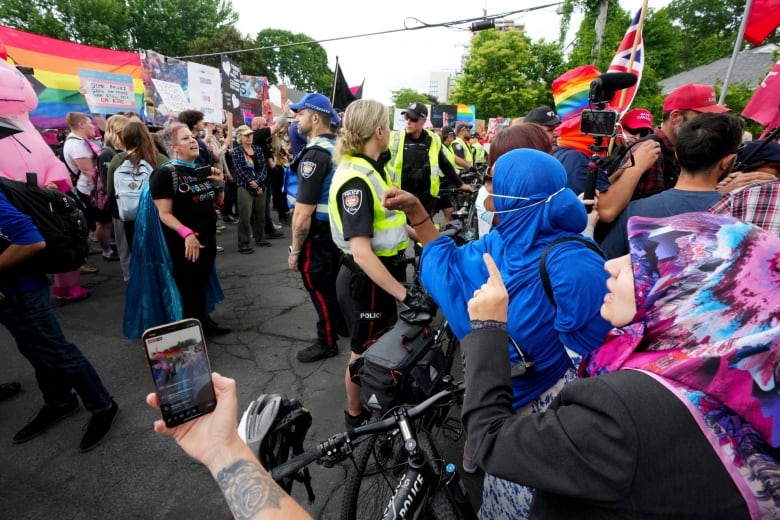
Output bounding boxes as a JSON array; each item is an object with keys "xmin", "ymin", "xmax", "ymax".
[{"xmin": 233, "ymin": 0, "xmax": 661, "ymax": 105}]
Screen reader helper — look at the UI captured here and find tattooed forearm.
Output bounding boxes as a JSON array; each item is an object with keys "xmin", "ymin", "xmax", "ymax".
[
  {"xmin": 293, "ymin": 224, "xmax": 310, "ymax": 249},
  {"xmin": 216, "ymin": 459, "xmax": 287, "ymax": 520}
]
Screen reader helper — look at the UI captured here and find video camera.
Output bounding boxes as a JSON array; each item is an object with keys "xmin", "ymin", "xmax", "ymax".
[{"xmin": 579, "ymin": 72, "xmax": 637, "ymax": 211}]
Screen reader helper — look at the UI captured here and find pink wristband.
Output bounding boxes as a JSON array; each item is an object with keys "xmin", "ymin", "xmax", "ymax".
[{"xmin": 177, "ymin": 225, "xmax": 196, "ymax": 239}]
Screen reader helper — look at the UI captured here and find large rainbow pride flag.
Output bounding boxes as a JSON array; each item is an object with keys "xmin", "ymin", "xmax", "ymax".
[{"xmin": 0, "ymin": 25, "xmax": 144, "ymax": 129}]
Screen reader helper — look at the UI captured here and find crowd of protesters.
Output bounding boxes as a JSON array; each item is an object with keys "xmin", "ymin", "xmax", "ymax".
[{"xmin": 3, "ymin": 69, "xmax": 780, "ymax": 519}]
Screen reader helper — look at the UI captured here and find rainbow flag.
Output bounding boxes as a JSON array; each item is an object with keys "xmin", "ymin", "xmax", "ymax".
[
  {"xmin": 0, "ymin": 25, "xmax": 144, "ymax": 129},
  {"xmin": 456, "ymin": 103, "xmax": 476, "ymax": 125}
]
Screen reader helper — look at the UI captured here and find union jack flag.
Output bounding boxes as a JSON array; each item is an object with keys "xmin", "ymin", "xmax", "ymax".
[{"xmin": 607, "ymin": 9, "xmax": 644, "ymax": 116}]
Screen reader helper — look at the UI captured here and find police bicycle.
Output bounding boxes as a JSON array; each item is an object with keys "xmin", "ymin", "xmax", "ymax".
[
  {"xmin": 438, "ymin": 170, "xmax": 484, "ymax": 245},
  {"xmin": 261, "ymin": 379, "xmax": 476, "ymax": 520}
]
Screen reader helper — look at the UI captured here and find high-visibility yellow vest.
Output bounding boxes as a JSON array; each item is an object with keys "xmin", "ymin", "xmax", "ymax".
[
  {"xmin": 441, "ymin": 144, "xmax": 456, "ymax": 177},
  {"xmin": 472, "ymin": 142, "xmax": 487, "ymax": 165},
  {"xmin": 328, "ymin": 155, "xmax": 408, "ymax": 257},
  {"xmin": 387, "ymin": 129, "xmax": 442, "ymax": 196},
  {"xmin": 452, "ymin": 137, "xmax": 474, "ymax": 171}
]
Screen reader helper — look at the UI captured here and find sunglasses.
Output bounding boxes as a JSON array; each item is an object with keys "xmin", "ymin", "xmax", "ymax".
[
  {"xmin": 404, "ymin": 115, "xmax": 420, "ymax": 122},
  {"xmin": 624, "ymin": 126, "xmax": 652, "ymax": 138}
]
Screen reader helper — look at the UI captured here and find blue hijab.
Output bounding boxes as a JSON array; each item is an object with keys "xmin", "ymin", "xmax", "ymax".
[{"xmin": 421, "ymin": 149, "xmax": 611, "ymax": 408}]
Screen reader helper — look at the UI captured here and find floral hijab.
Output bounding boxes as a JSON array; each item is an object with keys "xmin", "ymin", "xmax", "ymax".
[{"xmin": 582, "ymin": 212, "xmax": 780, "ymax": 517}]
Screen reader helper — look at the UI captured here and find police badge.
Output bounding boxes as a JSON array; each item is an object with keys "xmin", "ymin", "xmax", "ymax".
[
  {"xmin": 300, "ymin": 161, "xmax": 317, "ymax": 179},
  {"xmin": 342, "ymin": 189, "xmax": 362, "ymax": 215}
]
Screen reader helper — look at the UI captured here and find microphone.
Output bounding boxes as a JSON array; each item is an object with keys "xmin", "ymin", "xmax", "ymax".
[{"xmin": 598, "ymin": 72, "xmax": 637, "ymax": 91}]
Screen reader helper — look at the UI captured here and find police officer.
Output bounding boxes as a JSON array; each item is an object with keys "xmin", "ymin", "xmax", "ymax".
[
  {"xmin": 470, "ymin": 132, "xmax": 487, "ymax": 167},
  {"xmin": 287, "ymin": 93, "xmax": 347, "ymax": 363},
  {"xmin": 328, "ymin": 99, "xmax": 431, "ymax": 428},
  {"xmin": 387, "ymin": 102, "xmax": 471, "ymax": 218},
  {"xmin": 452, "ymin": 122, "xmax": 475, "ymax": 172}
]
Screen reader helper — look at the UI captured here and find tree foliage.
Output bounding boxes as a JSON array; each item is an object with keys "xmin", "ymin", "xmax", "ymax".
[
  {"xmin": 450, "ymin": 29, "xmax": 565, "ymax": 119},
  {"xmin": 254, "ymin": 29, "xmax": 332, "ymax": 92},
  {"xmin": 0, "ymin": 0, "xmax": 238, "ymax": 56},
  {"xmin": 188, "ymin": 26, "xmax": 270, "ymax": 78},
  {"xmin": 391, "ymin": 88, "xmax": 433, "ymax": 108}
]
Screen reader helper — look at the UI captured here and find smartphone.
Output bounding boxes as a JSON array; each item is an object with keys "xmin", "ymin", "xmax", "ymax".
[
  {"xmin": 194, "ymin": 165, "xmax": 212, "ymax": 179},
  {"xmin": 142, "ymin": 319, "xmax": 217, "ymax": 427},
  {"xmin": 580, "ymin": 109, "xmax": 618, "ymax": 137}
]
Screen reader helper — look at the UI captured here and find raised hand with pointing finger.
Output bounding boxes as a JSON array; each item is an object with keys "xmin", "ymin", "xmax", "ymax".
[{"xmin": 467, "ymin": 253, "xmax": 508, "ymax": 324}]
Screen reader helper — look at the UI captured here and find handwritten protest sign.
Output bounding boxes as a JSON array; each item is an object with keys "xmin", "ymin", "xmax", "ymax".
[
  {"xmin": 150, "ymin": 78, "xmax": 190, "ymax": 114},
  {"xmin": 78, "ymin": 69, "xmax": 138, "ymax": 114}
]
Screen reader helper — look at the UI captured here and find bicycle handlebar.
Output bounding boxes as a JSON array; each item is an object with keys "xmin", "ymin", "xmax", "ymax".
[{"xmin": 268, "ymin": 382, "xmax": 465, "ymax": 481}]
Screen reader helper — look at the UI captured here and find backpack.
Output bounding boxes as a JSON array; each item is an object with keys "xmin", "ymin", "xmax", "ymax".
[
  {"xmin": 114, "ymin": 153, "xmax": 153, "ymax": 221},
  {"xmin": 353, "ymin": 319, "xmax": 445, "ymax": 413},
  {"xmin": 0, "ymin": 175, "xmax": 89, "ymax": 274}
]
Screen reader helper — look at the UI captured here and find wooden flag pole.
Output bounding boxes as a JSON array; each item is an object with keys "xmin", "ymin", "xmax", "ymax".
[{"xmin": 615, "ymin": 0, "xmax": 649, "ymax": 113}]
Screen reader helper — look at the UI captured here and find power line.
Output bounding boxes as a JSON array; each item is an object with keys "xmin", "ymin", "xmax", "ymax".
[{"xmin": 173, "ymin": 2, "xmax": 562, "ymax": 60}]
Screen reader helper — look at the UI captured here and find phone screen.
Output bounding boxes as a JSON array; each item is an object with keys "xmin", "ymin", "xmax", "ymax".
[
  {"xmin": 142, "ymin": 319, "xmax": 217, "ymax": 427},
  {"xmin": 580, "ymin": 110, "xmax": 618, "ymax": 137},
  {"xmin": 194, "ymin": 165, "xmax": 212, "ymax": 178}
]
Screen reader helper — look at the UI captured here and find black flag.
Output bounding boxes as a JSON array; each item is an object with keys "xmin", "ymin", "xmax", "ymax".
[{"xmin": 331, "ymin": 61, "xmax": 363, "ymax": 112}]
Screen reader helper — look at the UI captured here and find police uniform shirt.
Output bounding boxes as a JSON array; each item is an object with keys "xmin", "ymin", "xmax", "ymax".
[
  {"xmin": 296, "ymin": 138, "xmax": 335, "ymax": 206},
  {"xmin": 335, "ymin": 154, "xmax": 390, "ymax": 241},
  {"xmin": 452, "ymin": 140, "xmax": 467, "ymax": 160}
]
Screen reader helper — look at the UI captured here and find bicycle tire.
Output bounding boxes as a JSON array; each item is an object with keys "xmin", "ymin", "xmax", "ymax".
[{"xmin": 340, "ymin": 429, "xmax": 460, "ymax": 520}]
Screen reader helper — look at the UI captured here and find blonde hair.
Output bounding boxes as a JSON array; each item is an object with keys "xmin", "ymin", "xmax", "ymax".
[
  {"xmin": 334, "ymin": 99, "xmax": 387, "ymax": 163},
  {"xmin": 104, "ymin": 115, "xmax": 130, "ymax": 150}
]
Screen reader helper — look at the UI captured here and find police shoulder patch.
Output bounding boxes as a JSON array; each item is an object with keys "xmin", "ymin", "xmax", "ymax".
[
  {"xmin": 342, "ymin": 189, "xmax": 362, "ymax": 215},
  {"xmin": 300, "ymin": 161, "xmax": 317, "ymax": 179}
]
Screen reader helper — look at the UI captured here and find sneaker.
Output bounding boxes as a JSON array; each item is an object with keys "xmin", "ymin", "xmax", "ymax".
[
  {"xmin": 297, "ymin": 343, "xmax": 339, "ymax": 363},
  {"xmin": 223, "ymin": 215, "xmax": 238, "ymax": 224},
  {"xmin": 13, "ymin": 399, "xmax": 79, "ymax": 444},
  {"xmin": 238, "ymin": 247, "xmax": 255, "ymax": 254},
  {"xmin": 102, "ymin": 251, "xmax": 119, "ymax": 261},
  {"xmin": 462, "ymin": 440, "xmax": 478, "ymax": 474},
  {"xmin": 344, "ymin": 408, "xmax": 373, "ymax": 429},
  {"xmin": 0, "ymin": 381, "xmax": 21, "ymax": 401},
  {"xmin": 272, "ymin": 222, "xmax": 283, "ymax": 231},
  {"xmin": 216, "ymin": 246, "xmax": 225, "ymax": 253},
  {"xmin": 79, "ymin": 400, "xmax": 119, "ymax": 452},
  {"xmin": 216, "ymin": 224, "xmax": 227, "ymax": 231},
  {"xmin": 203, "ymin": 317, "xmax": 232, "ymax": 337},
  {"xmin": 267, "ymin": 230, "xmax": 284, "ymax": 239}
]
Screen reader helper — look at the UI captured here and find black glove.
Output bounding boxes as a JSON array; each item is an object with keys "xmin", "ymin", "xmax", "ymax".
[{"xmin": 402, "ymin": 286, "xmax": 435, "ymax": 314}]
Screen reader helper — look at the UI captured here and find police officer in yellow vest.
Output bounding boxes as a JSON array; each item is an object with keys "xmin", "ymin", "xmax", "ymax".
[
  {"xmin": 452, "ymin": 122, "xmax": 475, "ymax": 172},
  {"xmin": 387, "ymin": 102, "xmax": 470, "ymax": 217},
  {"xmin": 470, "ymin": 132, "xmax": 487, "ymax": 167},
  {"xmin": 329, "ymin": 100, "xmax": 433, "ymax": 428}
]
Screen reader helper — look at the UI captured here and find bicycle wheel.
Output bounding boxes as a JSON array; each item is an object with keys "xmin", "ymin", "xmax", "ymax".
[{"xmin": 340, "ymin": 429, "xmax": 460, "ymax": 520}]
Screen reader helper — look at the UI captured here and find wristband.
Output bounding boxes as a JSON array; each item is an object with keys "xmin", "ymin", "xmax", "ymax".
[
  {"xmin": 410, "ymin": 215, "xmax": 431, "ymax": 228},
  {"xmin": 177, "ymin": 225, "xmax": 196, "ymax": 239},
  {"xmin": 288, "ymin": 246, "xmax": 300, "ymax": 255}
]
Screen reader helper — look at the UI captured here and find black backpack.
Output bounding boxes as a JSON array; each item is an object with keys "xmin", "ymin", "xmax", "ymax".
[
  {"xmin": 0, "ymin": 175, "xmax": 89, "ymax": 274},
  {"xmin": 353, "ymin": 319, "xmax": 445, "ymax": 413}
]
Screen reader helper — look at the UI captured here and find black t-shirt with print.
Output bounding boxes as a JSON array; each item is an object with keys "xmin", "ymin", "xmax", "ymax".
[{"xmin": 149, "ymin": 163, "xmax": 218, "ymax": 246}]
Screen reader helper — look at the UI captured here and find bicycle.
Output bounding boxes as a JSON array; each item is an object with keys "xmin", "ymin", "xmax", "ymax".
[
  {"xmin": 438, "ymin": 170, "xmax": 484, "ymax": 245},
  {"xmin": 266, "ymin": 380, "xmax": 477, "ymax": 520}
]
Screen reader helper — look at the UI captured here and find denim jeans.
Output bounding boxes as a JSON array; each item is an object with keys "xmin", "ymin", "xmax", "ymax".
[{"xmin": 0, "ymin": 286, "xmax": 113, "ymax": 413}]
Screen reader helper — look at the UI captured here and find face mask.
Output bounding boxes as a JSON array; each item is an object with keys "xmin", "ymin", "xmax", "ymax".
[
  {"xmin": 475, "ymin": 187, "xmax": 494, "ymax": 225},
  {"xmin": 489, "ymin": 187, "xmax": 566, "ymax": 214}
]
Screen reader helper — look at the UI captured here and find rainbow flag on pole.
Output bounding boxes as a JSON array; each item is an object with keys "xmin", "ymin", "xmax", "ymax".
[{"xmin": 0, "ymin": 25, "xmax": 144, "ymax": 129}]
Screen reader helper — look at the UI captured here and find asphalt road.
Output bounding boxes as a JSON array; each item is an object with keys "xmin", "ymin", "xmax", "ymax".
[{"xmin": 0, "ymin": 220, "xmax": 483, "ymax": 519}]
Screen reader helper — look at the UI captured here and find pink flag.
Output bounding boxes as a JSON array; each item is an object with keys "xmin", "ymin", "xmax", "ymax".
[
  {"xmin": 743, "ymin": 60, "xmax": 780, "ymax": 138},
  {"xmin": 744, "ymin": 0, "xmax": 780, "ymax": 46},
  {"xmin": 607, "ymin": 9, "xmax": 644, "ymax": 115}
]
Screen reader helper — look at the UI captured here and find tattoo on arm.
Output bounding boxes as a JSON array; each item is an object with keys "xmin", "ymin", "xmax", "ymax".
[
  {"xmin": 216, "ymin": 459, "xmax": 286, "ymax": 519},
  {"xmin": 293, "ymin": 224, "xmax": 310, "ymax": 249}
]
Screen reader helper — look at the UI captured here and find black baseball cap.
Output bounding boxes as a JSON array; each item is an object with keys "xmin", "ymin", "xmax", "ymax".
[
  {"xmin": 401, "ymin": 102, "xmax": 428, "ymax": 120},
  {"xmin": 524, "ymin": 106, "xmax": 562, "ymax": 127},
  {"xmin": 455, "ymin": 123, "xmax": 472, "ymax": 133},
  {"xmin": 441, "ymin": 126, "xmax": 455, "ymax": 137}
]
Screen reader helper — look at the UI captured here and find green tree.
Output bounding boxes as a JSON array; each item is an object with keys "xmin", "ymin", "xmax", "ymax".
[
  {"xmin": 391, "ymin": 88, "xmax": 432, "ymax": 108},
  {"xmin": 254, "ymin": 29, "xmax": 331, "ymax": 92},
  {"xmin": 565, "ymin": 0, "xmax": 628, "ymax": 70},
  {"xmin": 450, "ymin": 29, "xmax": 565, "ymax": 120},
  {"xmin": 0, "ymin": 0, "xmax": 238, "ymax": 57},
  {"xmin": 188, "ymin": 26, "xmax": 270, "ymax": 78}
]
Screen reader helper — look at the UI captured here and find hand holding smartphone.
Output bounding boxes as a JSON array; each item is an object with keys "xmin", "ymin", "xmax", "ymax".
[{"xmin": 142, "ymin": 319, "xmax": 217, "ymax": 427}]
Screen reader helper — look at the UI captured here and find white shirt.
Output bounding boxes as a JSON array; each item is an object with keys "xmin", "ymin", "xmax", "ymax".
[{"xmin": 63, "ymin": 134, "xmax": 97, "ymax": 195}]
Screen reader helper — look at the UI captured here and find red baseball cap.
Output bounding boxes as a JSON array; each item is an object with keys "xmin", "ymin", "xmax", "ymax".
[
  {"xmin": 662, "ymin": 84, "xmax": 730, "ymax": 113},
  {"xmin": 621, "ymin": 108, "xmax": 653, "ymax": 130}
]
